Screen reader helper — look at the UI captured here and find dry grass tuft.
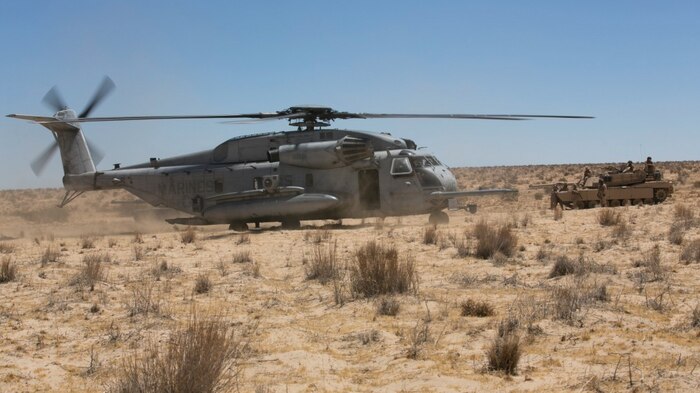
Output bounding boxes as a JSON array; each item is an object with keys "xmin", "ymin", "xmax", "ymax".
[
  {"xmin": 304, "ymin": 229, "xmax": 332, "ymax": 244},
  {"xmin": 109, "ymin": 310, "xmax": 244, "ymax": 393},
  {"xmin": 127, "ymin": 279, "xmax": 161, "ymax": 317},
  {"xmin": 40, "ymin": 245, "xmax": 60, "ymax": 265},
  {"xmin": 668, "ymin": 222, "xmax": 684, "ymax": 245},
  {"xmin": 73, "ymin": 254, "xmax": 106, "ymax": 291},
  {"xmin": 680, "ymin": 240, "xmax": 700, "ymax": 264},
  {"xmin": 460, "ymin": 299, "xmax": 495, "ymax": 317},
  {"xmin": 235, "ymin": 234, "xmax": 250, "ymax": 245},
  {"xmin": 0, "ymin": 256, "xmax": 17, "ymax": 283},
  {"xmin": 406, "ymin": 321, "xmax": 430, "ymax": 359},
  {"xmin": 350, "ymin": 241, "xmax": 418, "ymax": 298},
  {"xmin": 0, "ymin": 242, "xmax": 16, "ymax": 254},
  {"xmin": 194, "ymin": 274, "xmax": 212, "ymax": 294},
  {"xmin": 422, "ymin": 226, "xmax": 438, "ymax": 245},
  {"xmin": 634, "ymin": 245, "xmax": 666, "ymax": 280},
  {"xmin": 376, "ymin": 297, "xmax": 400, "ymax": 316},
  {"xmin": 597, "ymin": 209, "xmax": 621, "ymax": 226},
  {"xmin": 180, "ymin": 227, "xmax": 197, "ymax": 244},
  {"xmin": 305, "ymin": 241, "xmax": 340, "ymax": 285},
  {"xmin": 81, "ymin": 236, "xmax": 96, "ymax": 249},
  {"xmin": 549, "ymin": 255, "xmax": 577, "ymax": 278},
  {"xmin": 674, "ymin": 204, "xmax": 695, "ymax": 221},
  {"xmin": 473, "ymin": 221, "xmax": 517, "ymax": 259},
  {"xmin": 691, "ymin": 304, "xmax": 700, "ymax": 328},
  {"xmin": 486, "ymin": 318, "xmax": 521, "ymax": 375},
  {"xmin": 232, "ymin": 250, "xmax": 252, "ymax": 263}
]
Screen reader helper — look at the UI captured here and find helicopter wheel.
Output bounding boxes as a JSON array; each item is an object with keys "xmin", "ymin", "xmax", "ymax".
[
  {"xmin": 281, "ymin": 219, "xmax": 301, "ymax": 229},
  {"xmin": 428, "ymin": 211, "xmax": 449, "ymax": 226},
  {"xmin": 228, "ymin": 222, "xmax": 248, "ymax": 232}
]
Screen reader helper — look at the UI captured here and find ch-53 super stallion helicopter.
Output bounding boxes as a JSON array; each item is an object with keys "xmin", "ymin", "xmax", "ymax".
[{"xmin": 8, "ymin": 77, "xmax": 592, "ymax": 230}]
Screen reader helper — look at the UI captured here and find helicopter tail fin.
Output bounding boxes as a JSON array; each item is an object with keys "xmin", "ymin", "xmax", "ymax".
[{"xmin": 36, "ymin": 119, "xmax": 97, "ymax": 176}]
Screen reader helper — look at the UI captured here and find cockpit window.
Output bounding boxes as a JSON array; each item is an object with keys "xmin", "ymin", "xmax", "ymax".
[
  {"xmin": 426, "ymin": 156, "xmax": 441, "ymax": 166},
  {"xmin": 411, "ymin": 157, "xmax": 431, "ymax": 168},
  {"xmin": 390, "ymin": 157, "xmax": 413, "ymax": 175}
]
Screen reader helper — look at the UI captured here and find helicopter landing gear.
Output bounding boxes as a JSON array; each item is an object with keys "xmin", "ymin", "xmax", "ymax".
[
  {"xmin": 428, "ymin": 211, "xmax": 449, "ymax": 226},
  {"xmin": 281, "ymin": 219, "xmax": 301, "ymax": 229},
  {"xmin": 228, "ymin": 222, "xmax": 248, "ymax": 232}
]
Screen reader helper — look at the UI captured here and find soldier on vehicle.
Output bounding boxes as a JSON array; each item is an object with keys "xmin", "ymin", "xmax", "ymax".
[
  {"xmin": 597, "ymin": 178, "xmax": 608, "ymax": 207},
  {"xmin": 645, "ymin": 156, "xmax": 655, "ymax": 175},
  {"xmin": 579, "ymin": 167, "xmax": 592, "ymax": 186},
  {"xmin": 621, "ymin": 160, "xmax": 634, "ymax": 173}
]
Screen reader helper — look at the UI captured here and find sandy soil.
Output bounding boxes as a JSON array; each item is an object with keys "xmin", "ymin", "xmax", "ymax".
[{"xmin": 1, "ymin": 162, "xmax": 699, "ymax": 392}]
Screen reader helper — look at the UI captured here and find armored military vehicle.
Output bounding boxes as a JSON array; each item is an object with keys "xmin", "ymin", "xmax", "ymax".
[{"xmin": 550, "ymin": 168, "xmax": 673, "ymax": 209}]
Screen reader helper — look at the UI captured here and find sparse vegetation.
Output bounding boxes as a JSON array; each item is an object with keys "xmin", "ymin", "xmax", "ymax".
[
  {"xmin": 72, "ymin": 254, "xmax": 106, "ymax": 290},
  {"xmin": 40, "ymin": 245, "xmax": 60, "ymax": 265},
  {"xmin": 597, "ymin": 209, "xmax": 621, "ymax": 226},
  {"xmin": 376, "ymin": 297, "xmax": 400, "ymax": 316},
  {"xmin": 406, "ymin": 321, "xmax": 430, "ymax": 359},
  {"xmin": 350, "ymin": 241, "xmax": 418, "ymax": 298},
  {"xmin": 232, "ymin": 250, "xmax": 252, "ymax": 263},
  {"xmin": 109, "ymin": 310, "xmax": 244, "ymax": 393},
  {"xmin": 0, "ymin": 256, "xmax": 17, "ymax": 283},
  {"xmin": 460, "ymin": 299, "xmax": 495, "ymax": 317},
  {"xmin": 81, "ymin": 236, "xmax": 96, "ymax": 249},
  {"xmin": 549, "ymin": 255, "xmax": 577, "ymax": 278},
  {"xmin": 180, "ymin": 227, "xmax": 197, "ymax": 244},
  {"xmin": 235, "ymin": 233, "xmax": 250, "ymax": 245},
  {"xmin": 0, "ymin": 242, "xmax": 15, "ymax": 254},
  {"xmin": 473, "ymin": 221, "xmax": 517, "ymax": 259},
  {"xmin": 305, "ymin": 241, "xmax": 340, "ymax": 285},
  {"xmin": 486, "ymin": 318, "xmax": 521, "ymax": 375},
  {"xmin": 668, "ymin": 222, "xmax": 684, "ymax": 245},
  {"xmin": 422, "ymin": 226, "xmax": 438, "ymax": 245},
  {"xmin": 680, "ymin": 239, "xmax": 700, "ymax": 264},
  {"xmin": 194, "ymin": 274, "xmax": 212, "ymax": 294}
]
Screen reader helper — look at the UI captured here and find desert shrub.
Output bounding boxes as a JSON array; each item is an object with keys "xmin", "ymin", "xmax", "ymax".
[
  {"xmin": 454, "ymin": 235, "xmax": 470, "ymax": 258},
  {"xmin": 550, "ymin": 284, "xmax": 585, "ymax": 322},
  {"xmin": 534, "ymin": 192, "xmax": 544, "ymax": 201},
  {"xmin": 597, "ymin": 209, "xmax": 621, "ymax": 226},
  {"xmin": 232, "ymin": 250, "xmax": 252, "ymax": 263},
  {"xmin": 0, "ymin": 257, "xmax": 17, "ymax": 283},
  {"xmin": 486, "ymin": 319, "xmax": 521, "ymax": 375},
  {"xmin": 180, "ymin": 227, "xmax": 197, "ymax": 244},
  {"xmin": 127, "ymin": 279, "xmax": 161, "ymax": 317},
  {"xmin": 74, "ymin": 254, "xmax": 106, "ymax": 291},
  {"xmin": 109, "ymin": 311, "xmax": 244, "ymax": 393},
  {"xmin": 612, "ymin": 220, "xmax": 630, "ymax": 240},
  {"xmin": 691, "ymin": 304, "xmax": 700, "ymax": 328},
  {"xmin": 549, "ymin": 255, "xmax": 577, "ymax": 278},
  {"xmin": 376, "ymin": 297, "xmax": 400, "ymax": 316},
  {"xmin": 133, "ymin": 232, "xmax": 144, "ymax": 244},
  {"xmin": 0, "ymin": 242, "xmax": 15, "ymax": 254},
  {"xmin": 304, "ymin": 230, "xmax": 332, "ymax": 244},
  {"xmin": 305, "ymin": 241, "xmax": 339, "ymax": 285},
  {"xmin": 422, "ymin": 226, "xmax": 438, "ymax": 245},
  {"xmin": 40, "ymin": 245, "xmax": 60, "ymax": 265},
  {"xmin": 406, "ymin": 321, "xmax": 430, "ymax": 359},
  {"xmin": 194, "ymin": 274, "xmax": 212, "ymax": 294},
  {"xmin": 680, "ymin": 239, "xmax": 700, "ymax": 264},
  {"xmin": 634, "ymin": 245, "xmax": 665, "ymax": 280},
  {"xmin": 460, "ymin": 299, "xmax": 495, "ymax": 317},
  {"xmin": 81, "ymin": 236, "xmax": 96, "ymax": 249},
  {"xmin": 473, "ymin": 221, "xmax": 517, "ymax": 259},
  {"xmin": 668, "ymin": 223, "xmax": 684, "ymax": 245},
  {"xmin": 674, "ymin": 204, "xmax": 695, "ymax": 221},
  {"xmin": 350, "ymin": 241, "xmax": 418, "ymax": 298}
]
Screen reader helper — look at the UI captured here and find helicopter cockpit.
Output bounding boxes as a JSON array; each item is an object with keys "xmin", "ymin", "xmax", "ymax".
[{"xmin": 389, "ymin": 151, "xmax": 454, "ymax": 191}]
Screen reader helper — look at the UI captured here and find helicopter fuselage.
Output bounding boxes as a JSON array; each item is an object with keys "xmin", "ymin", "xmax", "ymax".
[{"xmin": 63, "ymin": 128, "xmax": 459, "ymax": 226}]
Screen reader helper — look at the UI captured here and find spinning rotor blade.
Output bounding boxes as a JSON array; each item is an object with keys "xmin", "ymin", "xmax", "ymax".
[
  {"xmin": 30, "ymin": 141, "xmax": 59, "ymax": 176},
  {"xmin": 79, "ymin": 76, "xmax": 115, "ymax": 118},
  {"xmin": 45, "ymin": 112, "xmax": 306, "ymax": 123},
  {"xmin": 86, "ymin": 138, "xmax": 105, "ymax": 166},
  {"xmin": 42, "ymin": 87, "xmax": 67, "ymax": 112}
]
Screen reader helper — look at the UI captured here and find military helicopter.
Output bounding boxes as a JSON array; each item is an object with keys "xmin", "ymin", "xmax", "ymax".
[{"xmin": 7, "ymin": 77, "xmax": 592, "ymax": 230}]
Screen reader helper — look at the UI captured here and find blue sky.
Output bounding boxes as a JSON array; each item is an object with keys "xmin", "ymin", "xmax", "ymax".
[{"xmin": 1, "ymin": 1, "xmax": 698, "ymax": 189}]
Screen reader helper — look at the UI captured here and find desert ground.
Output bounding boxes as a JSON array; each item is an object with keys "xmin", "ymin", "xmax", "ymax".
[{"xmin": 1, "ymin": 161, "xmax": 699, "ymax": 392}]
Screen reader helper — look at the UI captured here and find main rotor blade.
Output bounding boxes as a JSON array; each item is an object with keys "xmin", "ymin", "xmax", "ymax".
[
  {"xmin": 221, "ymin": 112, "xmax": 310, "ymax": 124},
  {"xmin": 42, "ymin": 87, "xmax": 67, "ymax": 112},
  {"xmin": 30, "ymin": 141, "xmax": 59, "ymax": 176},
  {"xmin": 86, "ymin": 138, "xmax": 104, "ymax": 166},
  {"xmin": 43, "ymin": 112, "xmax": 292, "ymax": 123},
  {"xmin": 352, "ymin": 113, "xmax": 594, "ymax": 120},
  {"xmin": 79, "ymin": 76, "xmax": 116, "ymax": 118}
]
